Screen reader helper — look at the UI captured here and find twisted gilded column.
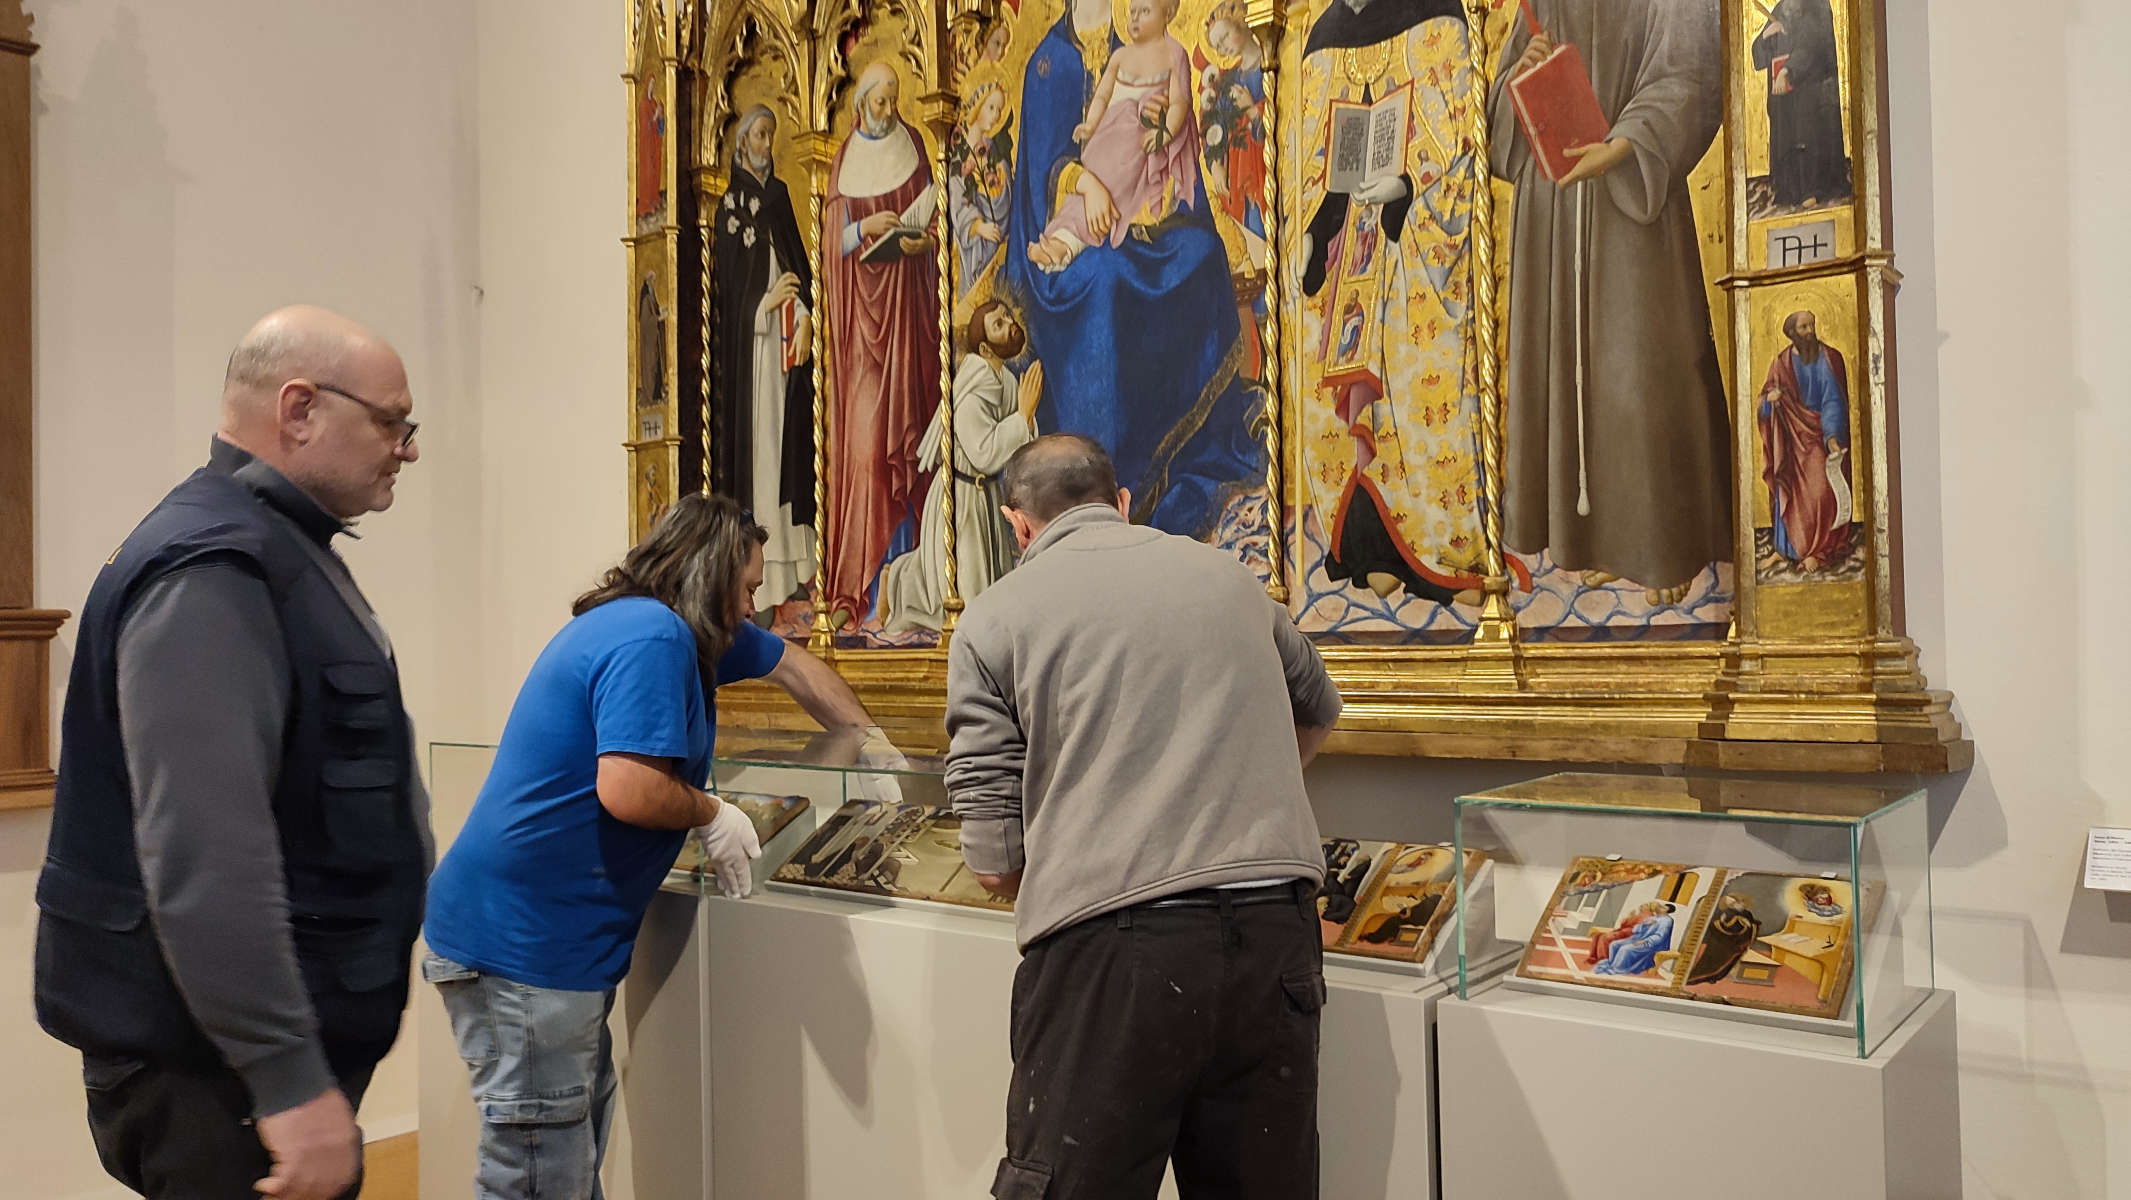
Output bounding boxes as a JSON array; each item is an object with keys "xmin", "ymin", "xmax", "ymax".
[
  {"xmin": 1461, "ymin": 0, "xmax": 1518, "ymax": 665},
  {"xmin": 935, "ymin": 166, "xmax": 962, "ymax": 637},
  {"xmin": 1248, "ymin": 7, "xmax": 1287, "ymax": 605},
  {"xmin": 699, "ymin": 212, "xmax": 713, "ymax": 494},
  {"xmin": 800, "ymin": 130, "xmax": 836, "ymax": 652}
]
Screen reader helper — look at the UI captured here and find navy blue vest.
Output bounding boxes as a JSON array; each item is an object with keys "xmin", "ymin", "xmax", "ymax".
[{"xmin": 35, "ymin": 455, "xmax": 424, "ymax": 1070}]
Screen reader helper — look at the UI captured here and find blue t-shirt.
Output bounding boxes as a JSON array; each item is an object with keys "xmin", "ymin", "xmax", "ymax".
[{"xmin": 424, "ymin": 597, "xmax": 786, "ymax": 990}]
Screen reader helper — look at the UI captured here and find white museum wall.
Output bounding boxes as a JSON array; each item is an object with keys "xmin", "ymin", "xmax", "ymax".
[
  {"xmin": 12, "ymin": 0, "xmax": 486, "ymax": 1195},
  {"xmin": 9, "ymin": 0, "xmax": 2129, "ymax": 1199}
]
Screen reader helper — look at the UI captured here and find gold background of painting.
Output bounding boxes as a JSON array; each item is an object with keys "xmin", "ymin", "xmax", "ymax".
[
  {"xmin": 631, "ymin": 0, "xmax": 1966, "ymax": 771},
  {"xmin": 625, "ymin": 0, "xmax": 683, "ymax": 538}
]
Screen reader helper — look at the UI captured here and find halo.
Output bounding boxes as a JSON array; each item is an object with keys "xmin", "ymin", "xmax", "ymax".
[
  {"xmin": 959, "ymin": 64, "xmax": 1013, "ymax": 138},
  {"xmin": 1203, "ymin": 0, "xmax": 1248, "ymax": 68}
]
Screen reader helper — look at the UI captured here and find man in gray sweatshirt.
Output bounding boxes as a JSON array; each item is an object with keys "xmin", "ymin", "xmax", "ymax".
[{"xmin": 947, "ymin": 433, "xmax": 1342, "ymax": 1200}]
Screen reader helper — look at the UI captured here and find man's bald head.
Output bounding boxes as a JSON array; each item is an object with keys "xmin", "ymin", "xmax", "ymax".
[
  {"xmin": 217, "ymin": 305, "xmax": 418, "ymax": 519},
  {"xmin": 1002, "ymin": 434, "xmax": 1120, "ymax": 522},
  {"xmin": 221, "ymin": 306, "xmax": 393, "ymax": 425}
]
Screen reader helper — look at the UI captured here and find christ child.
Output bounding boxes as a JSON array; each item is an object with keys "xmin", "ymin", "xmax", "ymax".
[{"xmin": 1027, "ymin": 0, "xmax": 1203, "ymax": 271}]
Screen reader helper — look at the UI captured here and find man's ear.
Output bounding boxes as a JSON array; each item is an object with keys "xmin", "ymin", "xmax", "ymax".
[
  {"xmin": 279, "ymin": 380, "xmax": 320, "ymax": 446},
  {"xmin": 1116, "ymin": 487, "xmax": 1132, "ymax": 520},
  {"xmin": 1003, "ymin": 505, "xmax": 1036, "ymax": 550}
]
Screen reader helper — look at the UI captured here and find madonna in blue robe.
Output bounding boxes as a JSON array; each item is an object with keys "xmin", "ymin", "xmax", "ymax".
[
  {"xmin": 1002, "ymin": 3, "xmax": 1259, "ymax": 537},
  {"xmin": 1593, "ymin": 912, "xmax": 1675, "ymax": 976}
]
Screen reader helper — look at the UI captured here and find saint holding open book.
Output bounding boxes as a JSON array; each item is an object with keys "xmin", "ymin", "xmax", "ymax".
[
  {"xmin": 823, "ymin": 62, "xmax": 942, "ymax": 628},
  {"xmin": 1296, "ymin": 0, "xmax": 1493, "ymax": 612}
]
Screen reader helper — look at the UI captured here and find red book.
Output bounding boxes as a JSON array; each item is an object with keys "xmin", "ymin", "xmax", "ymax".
[
  {"xmin": 777, "ymin": 297, "xmax": 802, "ymax": 372},
  {"xmin": 1508, "ymin": 42, "xmax": 1613, "ymax": 184}
]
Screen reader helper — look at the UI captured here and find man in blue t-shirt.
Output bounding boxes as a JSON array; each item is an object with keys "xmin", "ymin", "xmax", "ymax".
[{"xmin": 423, "ymin": 495, "xmax": 883, "ymax": 1199}]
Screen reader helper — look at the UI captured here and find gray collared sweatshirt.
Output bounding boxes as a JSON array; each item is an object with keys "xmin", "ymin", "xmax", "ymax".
[{"xmin": 946, "ymin": 503, "xmax": 1341, "ymax": 949}]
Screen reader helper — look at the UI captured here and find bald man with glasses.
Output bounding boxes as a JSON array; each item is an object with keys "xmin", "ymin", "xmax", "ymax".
[{"xmin": 36, "ymin": 305, "xmax": 428, "ymax": 1200}]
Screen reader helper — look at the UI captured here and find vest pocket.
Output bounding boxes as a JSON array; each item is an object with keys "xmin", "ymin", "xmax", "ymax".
[
  {"xmin": 35, "ymin": 859, "xmax": 148, "ymax": 931},
  {"xmin": 318, "ymin": 757, "xmax": 409, "ymax": 870},
  {"xmin": 322, "ymin": 662, "xmax": 395, "ymax": 732},
  {"xmin": 33, "ymin": 860, "xmax": 203, "ymax": 1059}
]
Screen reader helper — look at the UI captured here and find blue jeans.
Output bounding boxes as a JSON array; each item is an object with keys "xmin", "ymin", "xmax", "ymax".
[{"xmin": 424, "ymin": 953, "xmax": 617, "ymax": 1200}]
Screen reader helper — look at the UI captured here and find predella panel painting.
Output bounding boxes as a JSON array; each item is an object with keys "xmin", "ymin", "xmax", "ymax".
[{"xmin": 1517, "ymin": 856, "xmax": 1879, "ymax": 1021}]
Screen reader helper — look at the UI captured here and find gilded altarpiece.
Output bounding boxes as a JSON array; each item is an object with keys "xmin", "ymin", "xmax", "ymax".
[{"xmin": 624, "ymin": 0, "xmax": 1966, "ymax": 770}]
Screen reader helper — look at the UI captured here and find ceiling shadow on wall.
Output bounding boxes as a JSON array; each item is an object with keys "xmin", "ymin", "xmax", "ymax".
[{"xmin": 29, "ymin": 4, "xmax": 180, "ymax": 720}]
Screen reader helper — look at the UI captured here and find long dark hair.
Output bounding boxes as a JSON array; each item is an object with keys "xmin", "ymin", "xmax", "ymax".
[{"xmin": 573, "ymin": 493, "xmax": 767, "ymax": 679}]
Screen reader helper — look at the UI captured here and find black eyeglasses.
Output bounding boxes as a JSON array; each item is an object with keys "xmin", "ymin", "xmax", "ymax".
[{"xmin": 315, "ymin": 382, "xmax": 419, "ymax": 449}]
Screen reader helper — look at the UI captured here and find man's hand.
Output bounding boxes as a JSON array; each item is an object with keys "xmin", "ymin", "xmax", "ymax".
[
  {"xmin": 898, "ymin": 232, "xmax": 935, "ymax": 256},
  {"xmin": 1512, "ymin": 31, "xmax": 1554, "ymax": 79},
  {"xmin": 974, "ymin": 218, "xmax": 1003, "ymax": 244},
  {"xmin": 1560, "ymin": 137, "xmax": 1633, "ymax": 187},
  {"xmin": 976, "ymin": 869, "xmax": 1023, "ymax": 900},
  {"xmin": 859, "ymin": 210, "xmax": 901, "ymax": 239},
  {"xmin": 1019, "ymin": 360, "xmax": 1046, "ymax": 425},
  {"xmin": 1078, "ymin": 172, "xmax": 1119, "ymax": 243},
  {"xmin": 1354, "ymin": 175, "xmax": 1409, "ymax": 206},
  {"xmin": 254, "ymin": 1087, "xmax": 360, "ymax": 1200}
]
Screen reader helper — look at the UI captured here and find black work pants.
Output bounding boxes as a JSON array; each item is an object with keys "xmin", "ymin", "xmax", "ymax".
[
  {"xmin": 993, "ymin": 881, "xmax": 1325, "ymax": 1200},
  {"xmin": 82, "ymin": 1053, "xmax": 373, "ymax": 1199}
]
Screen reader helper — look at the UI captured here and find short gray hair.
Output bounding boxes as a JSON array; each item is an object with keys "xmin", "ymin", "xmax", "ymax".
[
  {"xmin": 1001, "ymin": 433, "xmax": 1118, "ymax": 521},
  {"xmin": 731, "ymin": 105, "xmax": 776, "ymax": 172}
]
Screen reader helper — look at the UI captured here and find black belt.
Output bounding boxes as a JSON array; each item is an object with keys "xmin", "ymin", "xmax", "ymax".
[{"xmin": 1137, "ymin": 880, "xmax": 1309, "ymax": 911}]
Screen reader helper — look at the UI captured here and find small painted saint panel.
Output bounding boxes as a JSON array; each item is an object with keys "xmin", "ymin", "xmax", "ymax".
[
  {"xmin": 1750, "ymin": 289, "xmax": 1863, "ymax": 587},
  {"xmin": 1745, "ymin": 0, "xmax": 1853, "ymax": 223}
]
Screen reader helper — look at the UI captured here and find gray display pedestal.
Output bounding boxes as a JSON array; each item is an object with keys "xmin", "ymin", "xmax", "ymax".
[
  {"xmin": 615, "ymin": 884, "xmax": 1497, "ymax": 1200},
  {"xmin": 1436, "ymin": 984, "xmax": 1961, "ymax": 1200}
]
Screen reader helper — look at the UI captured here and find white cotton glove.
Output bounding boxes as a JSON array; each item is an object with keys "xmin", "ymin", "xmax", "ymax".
[
  {"xmin": 855, "ymin": 726, "xmax": 912, "ymax": 773},
  {"xmin": 695, "ymin": 798, "xmax": 763, "ymax": 899},
  {"xmin": 852, "ymin": 727, "xmax": 911, "ymax": 807}
]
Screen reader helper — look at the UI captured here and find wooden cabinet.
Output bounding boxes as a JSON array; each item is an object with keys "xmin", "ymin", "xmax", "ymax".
[{"xmin": 0, "ymin": 2, "xmax": 66, "ymax": 811}]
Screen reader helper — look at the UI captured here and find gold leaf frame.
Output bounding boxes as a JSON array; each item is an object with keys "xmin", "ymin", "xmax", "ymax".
[{"xmin": 625, "ymin": 0, "xmax": 1967, "ymax": 771}]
